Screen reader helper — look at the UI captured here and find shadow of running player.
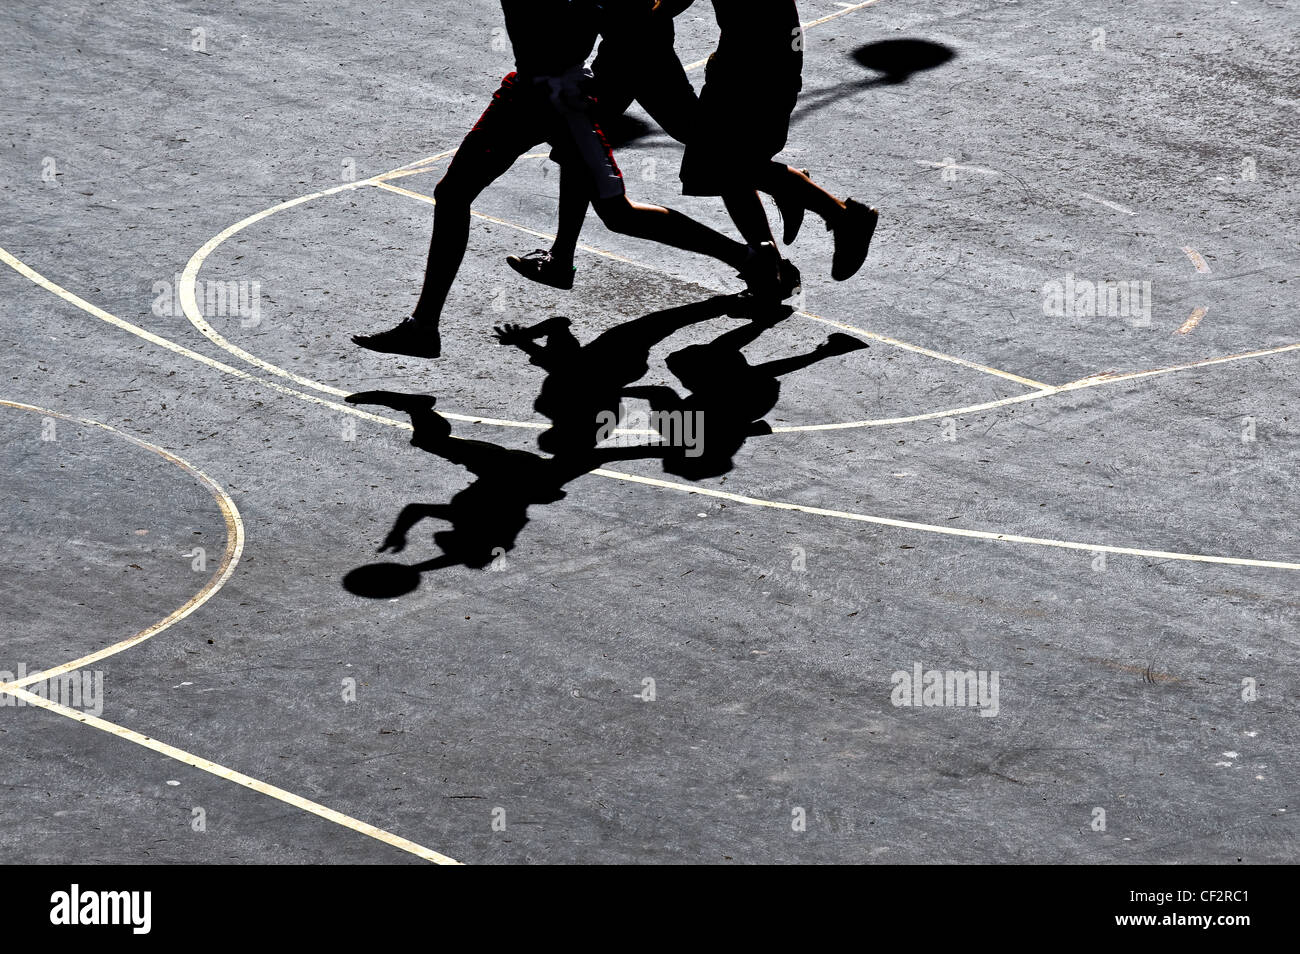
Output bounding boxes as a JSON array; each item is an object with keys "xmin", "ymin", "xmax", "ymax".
[
  {"xmin": 342, "ymin": 301, "xmax": 867, "ymax": 596},
  {"xmin": 628, "ymin": 312, "xmax": 868, "ymax": 480},
  {"xmin": 341, "ymin": 389, "xmax": 674, "ymax": 597},
  {"xmin": 492, "ymin": 293, "xmax": 737, "ymax": 456}
]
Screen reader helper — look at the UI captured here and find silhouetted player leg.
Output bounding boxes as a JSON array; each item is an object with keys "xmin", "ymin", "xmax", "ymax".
[
  {"xmin": 509, "ymin": 6, "xmax": 760, "ymax": 292},
  {"xmin": 353, "ymin": 72, "xmax": 548, "ymax": 358},
  {"xmin": 544, "ymin": 75, "xmax": 750, "ymax": 273},
  {"xmin": 506, "ymin": 164, "xmax": 591, "ymax": 289}
]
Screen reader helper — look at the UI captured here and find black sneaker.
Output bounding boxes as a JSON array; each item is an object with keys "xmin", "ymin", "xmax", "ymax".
[
  {"xmin": 739, "ymin": 242, "xmax": 802, "ymax": 302},
  {"xmin": 506, "ymin": 249, "xmax": 576, "ymax": 290},
  {"xmin": 830, "ymin": 198, "xmax": 878, "ymax": 281},
  {"xmin": 352, "ymin": 317, "xmax": 441, "ymax": 358}
]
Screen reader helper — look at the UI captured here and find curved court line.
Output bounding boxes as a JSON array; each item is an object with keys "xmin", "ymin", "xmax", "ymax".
[
  {"xmin": 0, "ymin": 244, "xmax": 431, "ymax": 431},
  {"xmin": 177, "ymin": 150, "xmax": 535, "ymax": 428},
  {"xmin": 1182, "ymin": 246, "xmax": 1212, "ymax": 274},
  {"xmin": 4, "ymin": 246, "xmax": 1297, "ymax": 572},
  {"xmin": 1175, "ymin": 306, "xmax": 1207, "ymax": 336},
  {"xmin": 0, "ymin": 399, "xmax": 244, "ymax": 692},
  {"xmin": 177, "ymin": 154, "xmax": 1050, "ymax": 435},
  {"xmin": 368, "ymin": 175, "xmax": 1051, "ymax": 390},
  {"xmin": 6, "ymin": 684, "xmax": 460, "ymax": 865},
  {"xmin": 0, "ymin": 401, "xmax": 457, "ymax": 865}
]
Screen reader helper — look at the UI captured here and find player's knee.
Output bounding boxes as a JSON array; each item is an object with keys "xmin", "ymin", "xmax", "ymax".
[{"xmin": 593, "ymin": 197, "xmax": 635, "ymax": 232}]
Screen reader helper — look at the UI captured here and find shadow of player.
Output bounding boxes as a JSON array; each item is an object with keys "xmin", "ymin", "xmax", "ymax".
[
  {"xmin": 493, "ymin": 293, "xmax": 740, "ymax": 456},
  {"xmin": 341, "ymin": 390, "xmax": 667, "ymax": 597},
  {"xmin": 342, "ymin": 300, "xmax": 867, "ymax": 596},
  {"xmin": 632, "ymin": 316, "xmax": 868, "ymax": 480}
]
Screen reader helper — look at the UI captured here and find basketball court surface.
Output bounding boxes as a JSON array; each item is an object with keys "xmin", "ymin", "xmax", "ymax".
[{"xmin": 1, "ymin": 0, "xmax": 1296, "ymax": 863}]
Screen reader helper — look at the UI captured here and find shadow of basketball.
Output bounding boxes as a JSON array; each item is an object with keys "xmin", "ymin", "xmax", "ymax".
[{"xmin": 851, "ymin": 38, "xmax": 957, "ymax": 84}]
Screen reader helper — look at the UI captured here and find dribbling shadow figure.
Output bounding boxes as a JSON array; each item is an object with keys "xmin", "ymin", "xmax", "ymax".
[
  {"xmin": 341, "ymin": 390, "xmax": 668, "ymax": 598},
  {"xmin": 343, "ymin": 298, "xmax": 867, "ymax": 597}
]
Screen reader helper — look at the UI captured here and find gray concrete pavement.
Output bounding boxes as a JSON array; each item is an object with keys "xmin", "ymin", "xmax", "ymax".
[{"xmin": 0, "ymin": 0, "xmax": 1296, "ymax": 864}]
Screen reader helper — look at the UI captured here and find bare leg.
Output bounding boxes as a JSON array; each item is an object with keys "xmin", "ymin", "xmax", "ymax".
[
  {"xmin": 593, "ymin": 196, "xmax": 749, "ymax": 270},
  {"xmin": 758, "ymin": 162, "xmax": 878, "ymax": 281},
  {"xmin": 714, "ymin": 189, "xmax": 801, "ymax": 300},
  {"xmin": 761, "ymin": 162, "xmax": 845, "ymax": 226}
]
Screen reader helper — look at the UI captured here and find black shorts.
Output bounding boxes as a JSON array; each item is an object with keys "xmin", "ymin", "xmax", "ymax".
[
  {"xmin": 679, "ymin": 46, "xmax": 803, "ymax": 196},
  {"xmin": 442, "ymin": 71, "xmax": 625, "ymax": 202}
]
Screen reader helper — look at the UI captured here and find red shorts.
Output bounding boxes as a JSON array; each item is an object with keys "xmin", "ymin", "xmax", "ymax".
[{"xmin": 442, "ymin": 71, "xmax": 625, "ymax": 201}]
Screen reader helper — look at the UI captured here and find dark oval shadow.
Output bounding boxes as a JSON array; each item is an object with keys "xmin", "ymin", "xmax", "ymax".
[
  {"xmin": 852, "ymin": 38, "xmax": 956, "ymax": 83},
  {"xmin": 344, "ymin": 561, "xmax": 422, "ymax": 599}
]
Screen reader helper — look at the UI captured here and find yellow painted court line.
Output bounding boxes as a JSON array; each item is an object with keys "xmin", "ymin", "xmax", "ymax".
[
  {"xmin": 772, "ymin": 342, "xmax": 1300, "ymax": 429},
  {"xmin": 1176, "ymin": 306, "xmax": 1208, "ymax": 335},
  {"xmin": 0, "ymin": 399, "xmax": 459, "ymax": 865},
  {"xmin": 768, "ymin": 387, "xmax": 1054, "ymax": 432},
  {"xmin": 0, "ymin": 244, "xmax": 421, "ymax": 431},
  {"xmin": 0, "ymin": 400, "xmax": 244, "ymax": 692},
  {"xmin": 1056, "ymin": 341, "xmax": 1300, "ymax": 391},
  {"xmin": 1182, "ymin": 246, "xmax": 1212, "ymax": 274},
  {"xmin": 3, "ymin": 685, "xmax": 460, "ymax": 865}
]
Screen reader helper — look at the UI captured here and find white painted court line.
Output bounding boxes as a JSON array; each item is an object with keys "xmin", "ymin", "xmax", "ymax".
[
  {"xmin": 1079, "ymin": 192, "xmax": 1137, "ymax": 216},
  {"xmin": 4, "ymin": 684, "xmax": 460, "ymax": 865},
  {"xmin": 915, "ymin": 159, "xmax": 1001, "ymax": 177},
  {"xmin": 592, "ymin": 468, "xmax": 1300, "ymax": 571},
  {"xmin": 0, "ymin": 395, "xmax": 458, "ymax": 865},
  {"xmin": 804, "ymin": 0, "xmax": 887, "ymax": 28},
  {"xmin": 0, "ymin": 400, "xmax": 244, "ymax": 692},
  {"xmin": 181, "ymin": 154, "xmax": 1052, "ymax": 408},
  {"xmin": 3, "ymin": 245, "xmax": 1297, "ymax": 572}
]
